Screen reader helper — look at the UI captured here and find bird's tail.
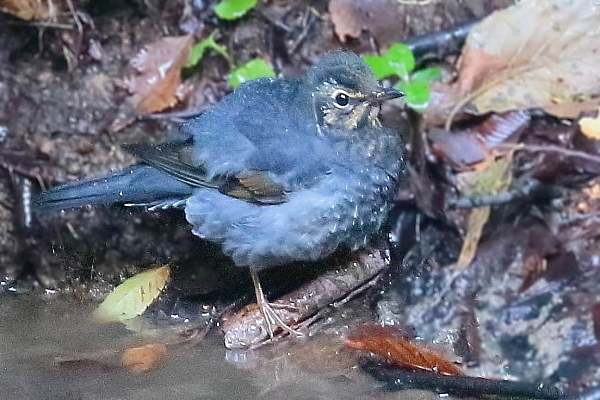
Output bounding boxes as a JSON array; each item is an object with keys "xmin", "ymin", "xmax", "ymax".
[{"xmin": 34, "ymin": 165, "xmax": 194, "ymax": 212}]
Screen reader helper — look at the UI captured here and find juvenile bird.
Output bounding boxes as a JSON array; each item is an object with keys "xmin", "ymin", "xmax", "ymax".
[{"xmin": 35, "ymin": 51, "xmax": 404, "ymax": 336}]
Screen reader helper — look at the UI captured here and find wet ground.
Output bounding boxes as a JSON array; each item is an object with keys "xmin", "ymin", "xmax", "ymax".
[{"xmin": 1, "ymin": 295, "xmax": 447, "ymax": 400}]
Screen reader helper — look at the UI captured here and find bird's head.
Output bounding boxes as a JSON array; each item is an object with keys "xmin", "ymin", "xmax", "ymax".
[{"xmin": 306, "ymin": 51, "xmax": 403, "ymax": 132}]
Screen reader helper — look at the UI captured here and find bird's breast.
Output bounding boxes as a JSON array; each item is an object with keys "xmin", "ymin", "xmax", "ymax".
[{"xmin": 185, "ymin": 164, "xmax": 397, "ymax": 270}]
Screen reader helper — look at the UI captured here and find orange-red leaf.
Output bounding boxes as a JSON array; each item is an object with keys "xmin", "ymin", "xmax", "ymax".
[{"xmin": 347, "ymin": 325, "xmax": 464, "ymax": 376}]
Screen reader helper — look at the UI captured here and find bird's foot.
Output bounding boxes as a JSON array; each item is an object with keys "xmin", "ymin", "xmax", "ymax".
[
  {"xmin": 257, "ymin": 300, "xmax": 302, "ymax": 338},
  {"xmin": 250, "ymin": 269, "xmax": 303, "ymax": 338}
]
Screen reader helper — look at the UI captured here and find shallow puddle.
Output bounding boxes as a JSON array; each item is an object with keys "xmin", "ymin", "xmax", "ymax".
[
  {"xmin": 0, "ymin": 296, "xmax": 442, "ymax": 400},
  {"xmin": 0, "ymin": 296, "xmax": 258, "ymax": 400}
]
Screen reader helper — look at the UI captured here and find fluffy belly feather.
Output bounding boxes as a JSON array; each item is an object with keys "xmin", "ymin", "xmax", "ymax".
[{"xmin": 185, "ymin": 167, "xmax": 395, "ymax": 269}]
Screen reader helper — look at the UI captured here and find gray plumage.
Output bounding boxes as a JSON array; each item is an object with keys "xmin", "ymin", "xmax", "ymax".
[{"xmin": 35, "ymin": 51, "xmax": 404, "ymax": 334}]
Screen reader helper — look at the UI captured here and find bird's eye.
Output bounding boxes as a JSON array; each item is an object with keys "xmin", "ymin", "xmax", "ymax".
[{"xmin": 333, "ymin": 91, "xmax": 350, "ymax": 107}]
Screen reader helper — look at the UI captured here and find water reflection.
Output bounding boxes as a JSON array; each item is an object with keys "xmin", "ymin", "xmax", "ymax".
[{"xmin": 0, "ymin": 296, "xmax": 442, "ymax": 400}]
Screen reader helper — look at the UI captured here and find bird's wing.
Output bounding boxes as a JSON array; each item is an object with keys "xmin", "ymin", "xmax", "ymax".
[
  {"xmin": 123, "ymin": 142, "xmax": 288, "ymax": 204},
  {"xmin": 218, "ymin": 171, "xmax": 288, "ymax": 204},
  {"xmin": 126, "ymin": 79, "xmax": 331, "ymax": 205},
  {"xmin": 123, "ymin": 142, "xmax": 216, "ymax": 189}
]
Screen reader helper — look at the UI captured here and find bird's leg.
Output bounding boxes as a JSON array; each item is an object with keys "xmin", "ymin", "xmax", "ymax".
[{"xmin": 250, "ymin": 269, "xmax": 301, "ymax": 337}]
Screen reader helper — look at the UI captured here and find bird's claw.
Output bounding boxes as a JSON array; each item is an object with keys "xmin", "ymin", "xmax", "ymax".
[{"xmin": 258, "ymin": 300, "xmax": 303, "ymax": 338}]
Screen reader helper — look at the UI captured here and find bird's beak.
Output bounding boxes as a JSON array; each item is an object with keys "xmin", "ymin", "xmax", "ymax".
[{"xmin": 372, "ymin": 87, "xmax": 404, "ymax": 102}]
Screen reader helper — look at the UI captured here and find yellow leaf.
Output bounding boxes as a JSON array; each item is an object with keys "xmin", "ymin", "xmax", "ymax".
[
  {"xmin": 456, "ymin": 150, "xmax": 516, "ymax": 268},
  {"xmin": 94, "ymin": 266, "xmax": 170, "ymax": 322},
  {"xmin": 578, "ymin": 108, "xmax": 600, "ymax": 140},
  {"xmin": 456, "ymin": 153, "xmax": 514, "ymax": 197},
  {"xmin": 457, "ymin": 207, "xmax": 490, "ymax": 268}
]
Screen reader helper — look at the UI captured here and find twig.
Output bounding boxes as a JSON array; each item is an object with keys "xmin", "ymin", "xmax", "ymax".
[
  {"xmin": 497, "ymin": 143, "xmax": 600, "ymax": 165},
  {"xmin": 294, "ymin": 268, "xmax": 386, "ymax": 334},
  {"xmin": 65, "ymin": 0, "xmax": 83, "ymax": 50},
  {"xmin": 259, "ymin": 10, "xmax": 292, "ymax": 33},
  {"xmin": 405, "ymin": 19, "xmax": 479, "ymax": 58},
  {"xmin": 446, "ymin": 180, "xmax": 561, "ymax": 209},
  {"xmin": 7, "ymin": 20, "xmax": 74, "ymax": 29},
  {"xmin": 222, "ymin": 248, "xmax": 391, "ymax": 349},
  {"xmin": 288, "ymin": 7, "xmax": 317, "ymax": 55},
  {"xmin": 363, "ymin": 361, "xmax": 564, "ymax": 399}
]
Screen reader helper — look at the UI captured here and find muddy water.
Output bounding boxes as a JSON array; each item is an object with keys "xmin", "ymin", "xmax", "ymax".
[
  {"xmin": 0, "ymin": 296, "xmax": 441, "ymax": 400},
  {"xmin": 0, "ymin": 296, "xmax": 258, "ymax": 400}
]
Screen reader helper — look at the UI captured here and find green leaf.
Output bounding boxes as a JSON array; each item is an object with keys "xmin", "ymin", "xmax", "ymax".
[
  {"xmin": 386, "ymin": 43, "xmax": 415, "ymax": 79},
  {"xmin": 364, "ymin": 43, "xmax": 415, "ymax": 80},
  {"xmin": 398, "ymin": 80, "xmax": 431, "ymax": 112},
  {"xmin": 214, "ymin": 0, "xmax": 257, "ymax": 20},
  {"xmin": 94, "ymin": 266, "xmax": 170, "ymax": 322},
  {"xmin": 363, "ymin": 55, "xmax": 396, "ymax": 80},
  {"xmin": 228, "ymin": 58, "xmax": 276, "ymax": 88},
  {"xmin": 186, "ymin": 32, "xmax": 230, "ymax": 68},
  {"xmin": 411, "ymin": 67, "xmax": 442, "ymax": 84}
]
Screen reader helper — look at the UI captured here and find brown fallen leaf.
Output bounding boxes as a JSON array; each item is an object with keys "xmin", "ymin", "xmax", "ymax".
[
  {"xmin": 517, "ymin": 253, "xmax": 548, "ymax": 293},
  {"xmin": 126, "ymin": 35, "xmax": 194, "ymax": 114},
  {"xmin": 428, "ymin": 110, "xmax": 530, "ymax": 169},
  {"xmin": 121, "ymin": 343, "xmax": 168, "ymax": 374},
  {"xmin": 328, "ymin": 0, "xmax": 402, "ymax": 46},
  {"xmin": 433, "ymin": 0, "xmax": 600, "ymax": 125},
  {"xmin": 0, "ymin": 0, "xmax": 62, "ymax": 21},
  {"xmin": 329, "ymin": 0, "xmax": 512, "ymax": 49},
  {"xmin": 347, "ymin": 324, "xmax": 464, "ymax": 376}
]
